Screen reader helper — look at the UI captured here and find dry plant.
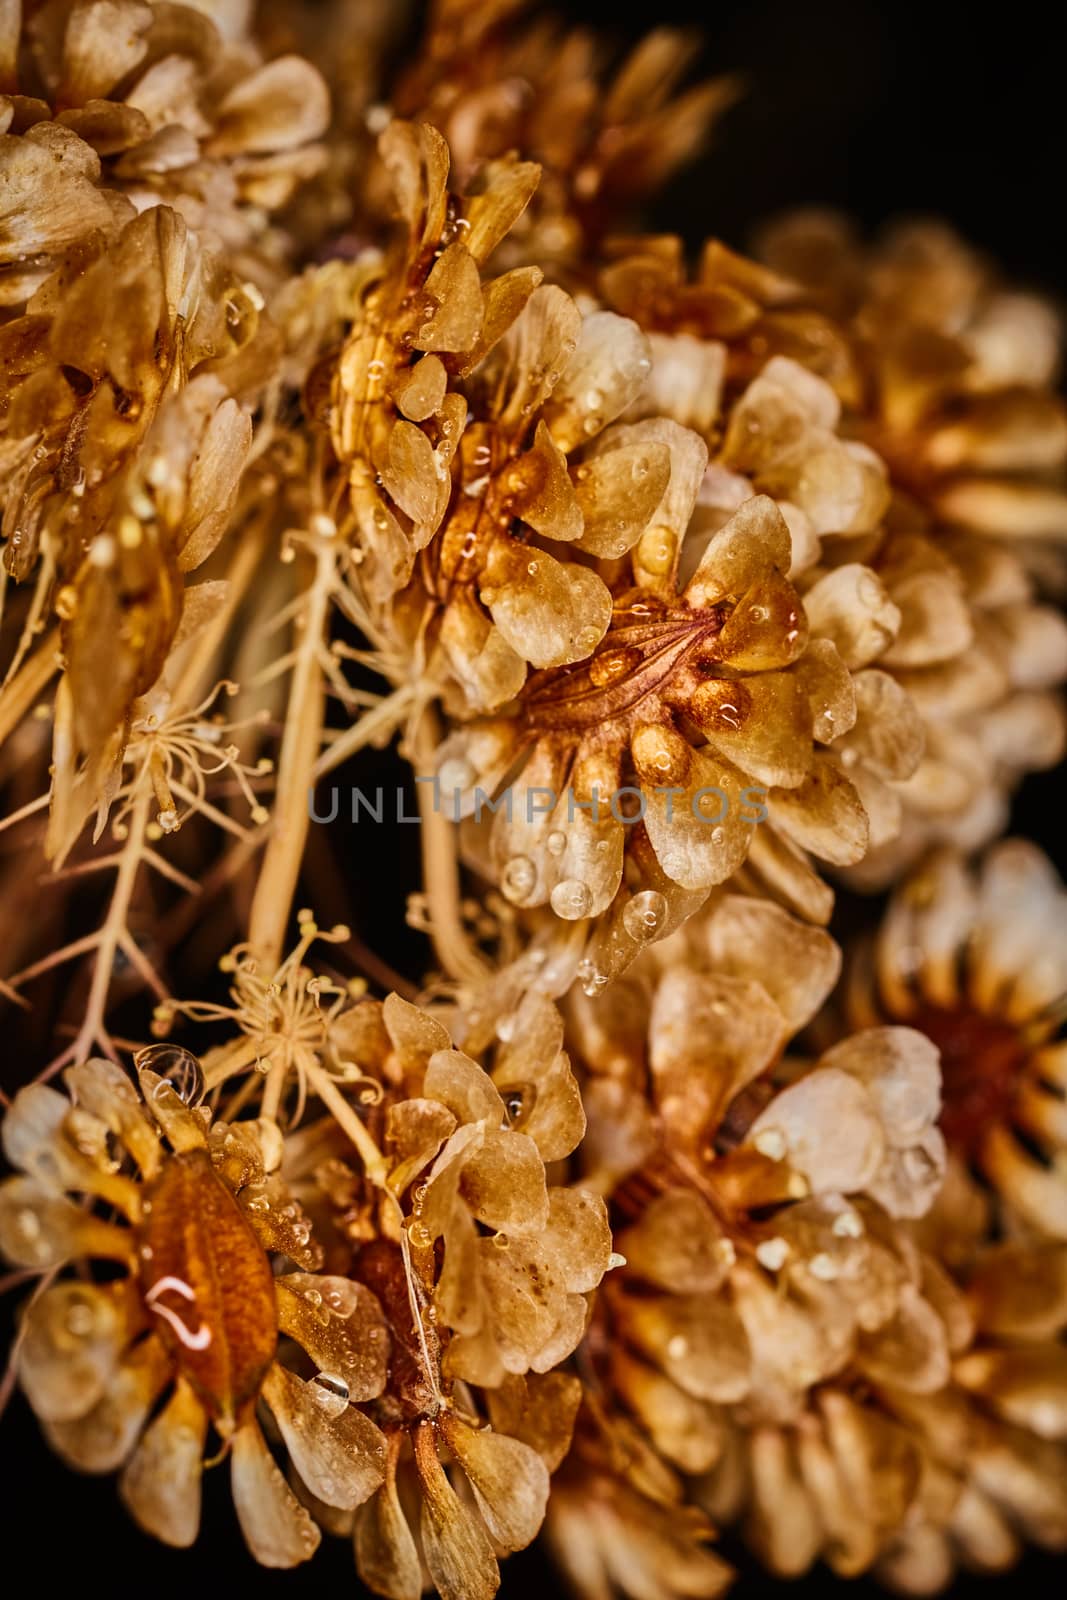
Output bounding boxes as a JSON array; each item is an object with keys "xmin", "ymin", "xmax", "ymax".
[{"xmin": 1, "ymin": 3, "xmax": 1066, "ymax": 1597}]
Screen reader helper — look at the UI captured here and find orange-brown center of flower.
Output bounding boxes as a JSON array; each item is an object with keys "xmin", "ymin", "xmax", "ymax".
[
  {"xmin": 910, "ymin": 1005, "xmax": 1029, "ymax": 1156},
  {"xmin": 521, "ymin": 594, "xmax": 730, "ymax": 735},
  {"xmin": 136, "ymin": 1148, "xmax": 278, "ymax": 1435}
]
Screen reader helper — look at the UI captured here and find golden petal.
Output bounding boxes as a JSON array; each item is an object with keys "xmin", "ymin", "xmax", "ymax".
[
  {"xmin": 230, "ymin": 1418, "xmax": 322, "ymax": 1568},
  {"xmin": 119, "ymin": 1377, "xmax": 207, "ymax": 1547},
  {"xmin": 480, "ymin": 541, "xmax": 612, "ymax": 668},
  {"xmin": 44, "ymin": 1333, "xmax": 170, "ymax": 1473},
  {"xmin": 262, "ymin": 1363, "xmax": 386, "ymax": 1509},
  {"xmin": 414, "ymin": 1421, "xmax": 500, "ymax": 1600},
  {"xmin": 543, "ymin": 311, "xmax": 652, "ymax": 454},
  {"xmin": 275, "ymin": 1274, "xmax": 389, "ymax": 1401},
  {"xmin": 440, "ymin": 1413, "xmax": 550, "ymax": 1550}
]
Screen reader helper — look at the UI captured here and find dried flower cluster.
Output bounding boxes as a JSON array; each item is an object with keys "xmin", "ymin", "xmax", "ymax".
[{"xmin": 1, "ymin": 3, "xmax": 1065, "ymax": 1598}]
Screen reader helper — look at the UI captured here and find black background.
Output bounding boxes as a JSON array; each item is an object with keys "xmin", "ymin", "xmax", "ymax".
[{"xmin": 4, "ymin": 1, "xmax": 1066, "ymax": 1595}]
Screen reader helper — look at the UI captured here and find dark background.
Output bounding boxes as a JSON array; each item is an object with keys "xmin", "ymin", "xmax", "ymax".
[{"xmin": 5, "ymin": 0, "xmax": 1066, "ymax": 1595}]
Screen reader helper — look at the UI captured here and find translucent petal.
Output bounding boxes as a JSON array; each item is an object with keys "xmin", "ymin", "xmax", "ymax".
[
  {"xmin": 617, "ymin": 1189, "xmax": 731, "ymax": 1294},
  {"xmin": 803, "ymin": 565, "xmax": 901, "ymax": 670},
  {"xmin": 382, "ymin": 992, "xmax": 453, "ymax": 1071},
  {"xmin": 0, "ymin": 1175, "xmax": 131, "ymax": 1269},
  {"xmin": 416, "ymin": 244, "xmax": 484, "ymax": 353},
  {"xmin": 481, "ymin": 540, "xmax": 612, "ymax": 668},
  {"xmin": 441, "ymin": 1413, "xmax": 549, "ymax": 1550},
  {"xmin": 689, "ymin": 669, "xmax": 814, "ymax": 788},
  {"xmin": 210, "ymin": 55, "xmax": 329, "ymax": 156},
  {"xmin": 119, "ymin": 1377, "xmax": 207, "ymax": 1547},
  {"xmin": 354, "ymin": 1439, "xmax": 422, "ymax": 1600},
  {"xmin": 697, "ymin": 893, "xmax": 841, "ymax": 1030},
  {"xmin": 262, "ymin": 1363, "xmax": 386, "ymax": 1509},
  {"xmin": 44, "ymin": 1334, "xmax": 170, "ymax": 1473},
  {"xmin": 386, "ymin": 1098, "xmax": 458, "ymax": 1194},
  {"xmin": 65, "ymin": 1058, "xmax": 161, "ymax": 1178},
  {"xmin": 424, "ymin": 1049, "xmax": 504, "ymax": 1126},
  {"xmin": 620, "ymin": 1290, "xmax": 751, "ymax": 1402},
  {"xmin": 485, "ymin": 1372, "xmax": 582, "ymax": 1472},
  {"xmin": 2, "ymin": 1082, "xmax": 139, "ymax": 1212},
  {"xmin": 642, "ymin": 747, "xmax": 754, "ymax": 890},
  {"xmin": 542, "ymin": 1187, "xmax": 612, "ymax": 1294},
  {"xmin": 747, "ymin": 1069, "xmax": 885, "ymax": 1194},
  {"xmin": 767, "ymin": 754, "xmax": 869, "ymax": 866},
  {"xmin": 459, "ymin": 1129, "xmax": 549, "ymax": 1235},
  {"xmin": 572, "ymin": 432, "xmax": 672, "ymax": 558},
  {"xmin": 463, "ymin": 161, "xmax": 540, "ymax": 266},
  {"xmin": 19, "ymin": 1279, "xmax": 130, "ymax": 1422},
  {"xmin": 509, "ymin": 421, "xmax": 582, "ymax": 543},
  {"xmin": 493, "ymin": 997, "xmax": 586, "ymax": 1163},
  {"xmin": 415, "ymin": 1422, "xmax": 499, "ymax": 1600},
  {"xmin": 230, "ymin": 1419, "xmax": 321, "ymax": 1567},
  {"xmin": 543, "ymin": 311, "xmax": 652, "ymax": 454},
  {"xmin": 684, "ymin": 494, "xmax": 792, "ymax": 608},
  {"xmin": 275, "ymin": 1274, "xmax": 389, "ymax": 1401},
  {"xmin": 477, "ymin": 1235, "xmax": 568, "ymax": 1373},
  {"xmin": 649, "ymin": 967, "xmax": 784, "ymax": 1141}
]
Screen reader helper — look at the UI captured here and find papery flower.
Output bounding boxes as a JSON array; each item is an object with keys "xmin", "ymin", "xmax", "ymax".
[
  {"xmin": 390, "ymin": 1, "xmax": 734, "ymax": 272},
  {"xmin": 757, "ymin": 215, "xmax": 1067, "ymax": 585},
  {"xmin": 872, "ymin": 1238, "xmax": 1067, "ymax": 1591},
  {"xmin": 0, "ymin": 205, "xmax": 267, "ymax": 849},
  {"xmin": 417, "ymin": 285, "xmax": 663, "ymax": 709},
  {"xmin": 0, "ymin": 1052, "xmax": 390, "ymax": 1566},
  {"xmin": 315, "ymin": 118, "xmax": 543, "ymax": 609},
  {"xmin": 282, "ymin": 988, "xmax": 610, "ymax": 1599},
  {"xmin": 841, "ymin": 840, "xmax": 1067, "ymax": 1240},
  {"xmin": 547, "ymin": 907, "xmax": 953, "ymax": 1593},
  {"xmin": 0, "ymin": 0, "xmax": 329, "ymax": 293},
  {"xmin": 600, "ymin": 232, "xmax": 1067, "ymax": 890},
  {"xmin": 434, "ymin": 440, "xmax": 920, "ymax": 988}
]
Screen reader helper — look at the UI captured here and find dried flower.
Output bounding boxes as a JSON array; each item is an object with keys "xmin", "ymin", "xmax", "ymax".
[
  {"xmin": 0, "ymin": 1056, "xmax": 389, "ymax": 1565},
  {"xmin": 0, "ymin": 0, "xmax": 329, "ymax": 291},
  {"xmin": 392, "ymin": 3, "xmax": 735, "ymax": 271}
]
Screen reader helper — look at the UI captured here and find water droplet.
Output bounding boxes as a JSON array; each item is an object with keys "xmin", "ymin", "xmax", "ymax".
[
  {"xmin": 134, "ymin": 1044, "xmax": 205, "ymax": 1107},
  {"xmin": 748, "ymin": 604, "xmax": 769, "ymax": 623},
  {"xmin": 502, "ymin": 854, "xmax": 537, "ymax": 903},
  {"xmin": 500, "ymin": 1083, "xmax": 538, "ymax": 1130},
  {"xmin": 711, "ymin": 826, "xmax": 726, "ymax": 846},
  {"xmin": 65, "ymin": 1297, "xmax": 97, "ymax": 1337},
  {"xmin": 311, "ymin": 1372, "xmax": 350, "ymax": 1418},
  {"xmin": 546, "ymin": 829, "xmax": 567, "ymax": 856},
  {"xmin": 755, "ymin": 1237, "xmax": 790, "ymax": 1272},
  {"xmin": 622, "ymin": 890, "xmax": 667, "ymax": 942},
  {"xmin": 526, "ymin": 560, "xmax": 539, "ymax": 576},
  {"xmin": 809, "ymin": 1252, "xmax": 838, "ymax": 1281},
  {"xmin": 550, "ymin": 878, "xmax": 592, "ymax": 919},
  {"xmin": 667, "ymin": 1335, "xmax": 689, "ymax": 1361}
]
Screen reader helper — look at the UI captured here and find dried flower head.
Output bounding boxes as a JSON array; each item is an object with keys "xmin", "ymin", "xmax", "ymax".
[
  {"xmin": 392, "ymin": 2, "xmax": 734, "ymax": 271},
  {"xmin": 843, "ymin": 840, "xmax": 1067, "ymax": 1240},
  {"xmin": 0, "ymin": 0, "xmax": 329, "ymax": 291},
  {"xmin": 0, "ymin": 1055, "xmax": 390, "ymax": 1566},
  {"xmin": 550, "ymin": 911, "xmax": 952, "ymax": 1593},
  {"xmin": 283, "ymin": 988, "xmax": 608, "ymax": 1598}
]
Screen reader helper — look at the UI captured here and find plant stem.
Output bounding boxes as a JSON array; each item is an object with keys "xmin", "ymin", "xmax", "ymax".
[{"xmin": 248, "ymin": 540, "xmax": 334, "ymax": 966}]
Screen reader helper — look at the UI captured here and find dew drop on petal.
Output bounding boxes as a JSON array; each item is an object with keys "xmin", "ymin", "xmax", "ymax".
[
  {"xmin": 550, "ymin": 878, "xmax": 592, "ymax": 919},
  {"xmin": 134, "ymin": 1043, "xmax": 205, "ymax": 1107},
  {"xmin": 502, "ymin": 854, "xmax": 537, "ymax": 903},
  {"xmin": 547, "ymin": 829, "xmax": 567, "ymax": 856},
  {"xmin": 500, "ymin": 1083, "xmax": 538, "ymax": 1130},
  {"xmin": 622, "ymin": 890, "xmax": 668, "ymax": 943},
  {"xmin": 311, "ymin": 1371, "xmax": 350, "ymax": 1418}
]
